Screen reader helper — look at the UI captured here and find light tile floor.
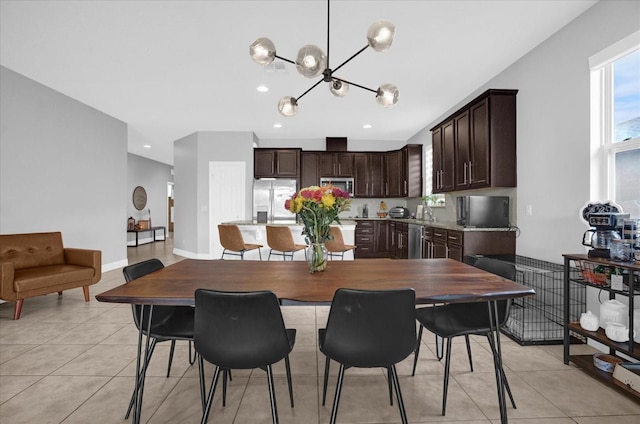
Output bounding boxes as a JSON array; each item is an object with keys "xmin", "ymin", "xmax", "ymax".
[{"xmin": 1, "ymin": 237, "xmax": 639, "ymax": 423}]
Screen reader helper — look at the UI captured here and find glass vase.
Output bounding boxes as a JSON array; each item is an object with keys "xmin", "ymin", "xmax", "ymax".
[{"xmin": 307, "ymin": 243, "xmax": 328, "ymax": 273}]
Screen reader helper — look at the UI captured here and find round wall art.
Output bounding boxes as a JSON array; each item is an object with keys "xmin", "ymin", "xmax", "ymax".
[{"xmin": 132, "ymin": 186, "xmax": 147, "ymax": 210}]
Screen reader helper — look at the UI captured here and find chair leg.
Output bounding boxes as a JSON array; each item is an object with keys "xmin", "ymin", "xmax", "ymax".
[
  {"xmin": 198, "ymin": 355, "xmax": 206, "ymax": 412},
  {"xmin": 387, "ymin": 367, "xmax": 393, "ymax": 406},
  {"xmin": 201, "ymin": 366, "xmax": 221, "ymax": 424},
  {"xmin": 322, "ymin": 356, "xmax": 330, "ymax": 406},
  {"xmin": 266, "ymin": 364, "xmax": 279, "ymax": 424},
  {"xmin": 464, "ymin": 334, "xmax": 474, "ymax": 372},
  {"xmin": 390, "ymin": 365, "xmax": 409, "ymax": 424},
  {"xmin": 329, "ymin": 364, "xmax": 346, "ymax": 424},
  {"xmin": 189, "ymin": 341, "xmax": 196, "ymax": 365},
  {"xmin": 166, "ymin": 340, "xmax": 176, "ymax": 377},
  {"xmin": 435, "ymin": 334, "xmax": 444, "ymax": 360},
  {"xmin": 412, "ymin": 324, "xmax": 424, "ymax": 376},
  {"xmin": 258, "ymin": 248, "xmax": 262, "ymax": 261},
  {"xmin": 222, "ymin": 369, "xmax": 229, "ymax": 407},
  {"xmin": 441, "ymin": 337, "xmax": 453, "ymax": 416},
  {"xmin": 284, "ymin": 355, "xmax": 294, "ymax": 407},
  {"xmin": 268, "ymin": 250, "xmax": 273, "ymax": 261}
]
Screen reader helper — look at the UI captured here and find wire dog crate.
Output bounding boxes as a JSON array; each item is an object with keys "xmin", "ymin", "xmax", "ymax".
[{"xmin": 465, "ymin": 255, "xmax": 585, "ymax": 345}]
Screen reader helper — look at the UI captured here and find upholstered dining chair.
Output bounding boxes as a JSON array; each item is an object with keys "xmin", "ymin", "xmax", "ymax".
[
  {"xmin": 218, "ymin": 224, "xmax": 263, "ymax": 260},
  {"xmin": 265, "ymin": 225, "xmax": 307, "ymax": 261},
  {"xmin": 122, "ymin": 258, "xmax": 196, "ymax": 419},
  {"xmin": 319, "ymin": 288, "xmax": 416, "ymax": 424},
  {"xmin": 411, "ymin": 257, "xmax": 517, "ymax": 416},
  {"xmin": 194, "ymin": 289, "xmax": 296, "ymax": 424},
  {"xmin": 324, "ymin": 226, "xmax": 356, "ymax": 260}
]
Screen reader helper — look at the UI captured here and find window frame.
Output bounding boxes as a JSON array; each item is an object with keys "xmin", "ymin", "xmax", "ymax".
[{"xmin": 589, "ymin": 31, "xmax": 640, "ymax": 203}]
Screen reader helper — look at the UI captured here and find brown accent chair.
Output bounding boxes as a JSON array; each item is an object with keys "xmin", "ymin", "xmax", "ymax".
[
  {"xmin": 324, "ymin": 227, "xmax": 356, "ymax": 260},
  {"xmin": 218, "ymin": 224, "xmax": 263, "ymax": 260},
  {"xmin": 265, "ymin": 225, "xmax": 307, "ymax": 261},
  {"xmin": 0, "ymin": 232, "xmax": 102, "ymax": 319}
]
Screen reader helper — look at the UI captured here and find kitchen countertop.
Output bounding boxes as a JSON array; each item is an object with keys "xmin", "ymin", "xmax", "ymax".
[{"xmin": 350, "ymin": 217, "xmax": 515, "ymax": 232}]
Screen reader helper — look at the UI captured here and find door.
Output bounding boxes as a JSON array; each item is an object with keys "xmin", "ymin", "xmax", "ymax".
[{"xmin": 210, "ymin": 161, "xmax": 246, "ymax": 259}]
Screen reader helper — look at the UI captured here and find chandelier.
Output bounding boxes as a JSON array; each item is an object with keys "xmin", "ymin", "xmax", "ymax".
[{"xmin": 249, "ymin": 0, "xmax": 399, "ymax": 117}]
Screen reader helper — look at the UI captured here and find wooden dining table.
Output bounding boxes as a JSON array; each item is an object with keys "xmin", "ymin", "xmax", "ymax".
[{"xmin": 96, "ymin": 258, "xmax": 535, "ymax": 424}]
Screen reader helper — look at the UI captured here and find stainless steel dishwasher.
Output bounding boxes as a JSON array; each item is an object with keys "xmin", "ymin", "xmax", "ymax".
[{"xmin": 408, "ymin": 224, "xmax": 423, "ymax": 259}]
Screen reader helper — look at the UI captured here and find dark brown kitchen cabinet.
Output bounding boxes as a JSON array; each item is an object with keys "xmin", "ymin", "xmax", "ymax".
[
  {"xmin": 354, "ymin": 153, "xmax": 385, "ymax": 198},
  {"xmin": 432, "ymin": 228, "xmax": 448, "ymax": 258},
  {"xmin": 446, "ymin": 230, "xmax": 464, "ymax": 262},
  {"xmin": 422, "ymin": 226, "xmax": 433, "ymax": 258},
  {"xmin": 355, "ymin": 220, "xmax": 390, "ymax": 258},
  {"xmin": 390, "ymin": 221, "xmax": 408, "ymax": 259},
  {"xmin": 301, "ymin": 152, "xmax": 320, "ymax": 188},
  {"xmin": 319, "ymin": 152, "xmax": 354, "ymax": 177},
  {"xmin": 432, "ymin": 89, "xmax": 517, "ymax": 192},
  {"xmin": 385, "ymin": 150, "xmax": 403, "ymax": 197},
  {"xmin": 254, "ymin": 148, "xmax": 300, "ymax": 178},
  {"xmin": 402, "ymin": 144, "xmax": 423, "ymax": 197},
  {"xmin": 432, "ymin": 121, "xmax": 455, "ymax": 193}
]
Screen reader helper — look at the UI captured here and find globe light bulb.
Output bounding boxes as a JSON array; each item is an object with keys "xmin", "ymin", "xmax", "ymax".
[
  {"xmin": 295, "ymin": 45, "xmax": 327, "ymax": 78},
  {"xmin": 278, "ymin": 96, "xmax": 299, "ymax": 116},
  {"xmin": 329, "ymin": 79, "xmax": 349, "ymax": 97},
  {"xmin": 367, "ymin": 20, "xmax": 395, "ymax": 52},
  {"xmin": 376, "ymin": 84, "xmax": 399, "ymax": 107},
  {"xmin": 249, "ymin": 37, "xmax": 276, "ymax": 65}
]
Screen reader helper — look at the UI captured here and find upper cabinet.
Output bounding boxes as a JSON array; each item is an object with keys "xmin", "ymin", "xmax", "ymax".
[
  {"xmin": 319, "ymin": 152, "xmax": 354, "ymax": 177},
  {"xmin": 301, "ymin": 152, "xmax": 320, "ymax": 188},
  {"xmin": 254, "ymin": 148, "xmax": 301, "ymax": 178},
  {"xmin": 354, "ymin": 152, "xmax": 385, "ymax": 198},
  {"xmin": 432, "ymin": 89, "xmax": 517, "ymax": 193},
  {"xmin": 403, "ymin": 144, "xmax": 423, "ymax": 198}
]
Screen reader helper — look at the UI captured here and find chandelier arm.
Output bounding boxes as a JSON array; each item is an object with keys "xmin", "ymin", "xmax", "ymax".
[
  {"xmin": 274, "ymin": 55, "xmax": 296, "ymax": 65},
  {"xmin": 331, "ymin": 45, "xmax": 369, "ymax": 74},
  {"xmin": 296, "ymin": 78, "xmax": 326, "ymax": 102},
  {"xmin": 332, "ymin": 77, "xmax": 377, "ymax": 94}
]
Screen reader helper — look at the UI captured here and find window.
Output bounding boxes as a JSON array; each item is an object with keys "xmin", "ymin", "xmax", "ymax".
[{"xmin": 590, "ymin": 31, "xmax": 640, "ymax": 218}]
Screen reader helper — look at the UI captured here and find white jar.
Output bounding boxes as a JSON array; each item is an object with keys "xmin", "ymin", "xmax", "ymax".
[
  {"xmin": 599, "ymin": 299, "xmax": 628, "ymax": 328},
  {"xmin": 579, "ymin": 311, "xmax": 599, "ymax": 331}
]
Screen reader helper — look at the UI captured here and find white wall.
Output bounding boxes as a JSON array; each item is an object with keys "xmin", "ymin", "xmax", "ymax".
[
  {"xmin": 416, "ymin": 0, "xmax": 640, "ymax": 263},
  {"xmin": 0, "ymin": 66, "xmax": 128, "ymax": 270},
  {"xmin": 173, "ymin": 131, "xmax": 256, "ymax": 258},
  {"xmin": 126, "ymin": 153, "xmax": 173, "ymax": 244}
]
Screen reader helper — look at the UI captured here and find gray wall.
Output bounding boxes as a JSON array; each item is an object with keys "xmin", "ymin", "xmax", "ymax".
[
  {"xmin": 126, "ymin": 153, "xmax": 173, "ymax": 238},
  {"xmin": 417, "ymin": 0, "xmax": 640, "ymax": 263},
  {"xmin": 0, "ymin": 66, "xmax": 128, "ymax": 270},
  {"xmin": 173, "ymin": 131, "xmax": 255, "ymax": 257}
]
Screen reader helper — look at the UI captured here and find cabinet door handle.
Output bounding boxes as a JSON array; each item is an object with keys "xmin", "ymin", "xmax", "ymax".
[
  {"xmin": 468, "ymin": 161, "xmax": 473, "ymax": 182},
  {"xmin": 404, "ymin": 180, "xmax": 407, "ymax": 194},
  {"xmin": 463, "ymin": 162, "xmax": 467, "ymax": 184},
  {"xmin": 338, "ymin": 163, "xmax": 341, "ymax": 175},
  {"xmin": 366, "ymin": 183, "xmax": 369, "ymax": 196}
]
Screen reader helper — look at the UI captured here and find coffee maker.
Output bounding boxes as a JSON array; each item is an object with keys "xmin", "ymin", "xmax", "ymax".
[{"xmin": 582, "ymin": 212, "xmax": 629, "ymax": 258}]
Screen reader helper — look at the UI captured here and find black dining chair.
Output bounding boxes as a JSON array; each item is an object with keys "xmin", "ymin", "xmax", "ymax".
[
  {"xmin": 411, "ymin": 257, "xmax": 517, "ymax": 416},
  {"xmin": 319, "ymin": 288, "xmax": 416, "ymax": 424},
  {"xmin": 122, "ymin": 258, "xmax": 196, "ymax": 419},
  {"xmin": 194, "ymin": 289, "xmax": 296, "ymax": 424}
]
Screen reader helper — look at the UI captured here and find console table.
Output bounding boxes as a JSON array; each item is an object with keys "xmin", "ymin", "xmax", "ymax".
[{"xmin": 127, "ymin": 226, "xmax": 166, "ymax": 247}]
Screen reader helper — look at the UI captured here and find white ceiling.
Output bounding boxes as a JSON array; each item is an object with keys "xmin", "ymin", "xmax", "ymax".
[{"xmin": 0, "ymin": 0, "xmax": 598, "ymax": 165}]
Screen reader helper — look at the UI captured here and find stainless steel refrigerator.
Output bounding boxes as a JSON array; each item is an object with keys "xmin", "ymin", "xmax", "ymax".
[{"xmin": 253, "ymin": 179, "xmax": 297, "ymax": 222}]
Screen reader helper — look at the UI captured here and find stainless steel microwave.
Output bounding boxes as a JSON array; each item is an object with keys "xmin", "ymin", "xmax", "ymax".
[{"xmin": 320, "ymin": 177, "xmax": 354, "ymax": 197}]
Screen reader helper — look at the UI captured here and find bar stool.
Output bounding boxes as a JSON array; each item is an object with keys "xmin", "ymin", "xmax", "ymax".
[
  {"xmin": 218, "ymin": 224, "xmax": 263, "ymax": 260},
  {"xmin": 325, "ymin": 226, "xmax": 356, "ymax": 260},
  {"xmin": 265, "ymin": 225, "xmax": 307, "ymax": 261}
]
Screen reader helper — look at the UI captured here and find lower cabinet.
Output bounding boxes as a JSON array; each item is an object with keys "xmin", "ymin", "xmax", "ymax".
[
  {"xmin": 355, "ymin": 220, "xmax": 390, "ymax": 258},
  {"xmin": 357, "ymin": 221, "xmax": 515, "ymax": 261}
]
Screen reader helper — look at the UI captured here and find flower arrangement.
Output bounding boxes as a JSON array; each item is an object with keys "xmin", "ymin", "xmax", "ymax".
[{"xmin": 285, "ymin": 185, "xmax": 352, "ymax": 244}]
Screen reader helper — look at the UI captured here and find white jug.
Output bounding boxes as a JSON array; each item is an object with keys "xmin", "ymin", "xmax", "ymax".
[{"xmin": 579, "ymin": 310, "xmax": 599, "ymax": 331}]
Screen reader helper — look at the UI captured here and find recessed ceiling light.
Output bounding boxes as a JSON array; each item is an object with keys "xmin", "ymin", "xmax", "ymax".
[
  {"xmin": 273, "ymin": 123, "xmax": 282, "ymax": 128},
  {"xmin": 143, "ymin": 145, "xmax": 151, "ymax": 148},
  {"xmin": 363, "ymin": 124, "xmax": 372, "ymax": 129},
  {"xmin": 257, "ymin": 85, "xmax": 269, "ymax": 92}
]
